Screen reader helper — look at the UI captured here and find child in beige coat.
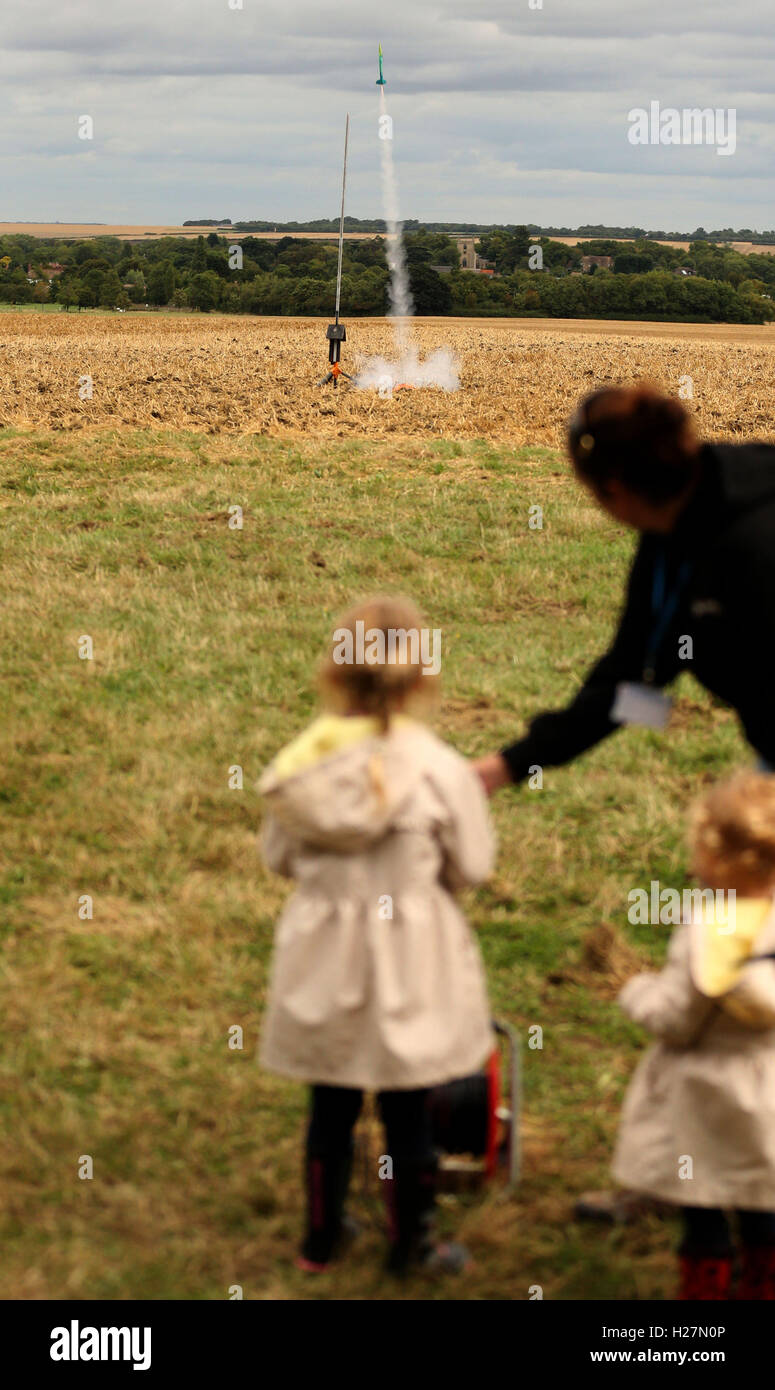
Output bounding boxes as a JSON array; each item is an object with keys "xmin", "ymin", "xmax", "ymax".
[
  {"xmin": 259, "ymin": 597, "xmax": 495, "ymax": 1274},
  {"xmin": 613, "ymin": 772, "xmax": 775, "ymax": 1299}
]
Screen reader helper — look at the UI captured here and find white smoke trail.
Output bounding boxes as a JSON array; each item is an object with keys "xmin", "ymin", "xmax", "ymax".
[
  {"xmin": 355, "ymin": 85, "xmax": 460, "ymax": 393},
  {"xmin": 379, "ymin": 86, "xmax": 413, "ymax": 357}
]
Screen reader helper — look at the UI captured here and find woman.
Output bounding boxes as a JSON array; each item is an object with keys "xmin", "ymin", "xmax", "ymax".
[
  {"xmin": 476, "ymin": 384, "xmax": 775, "ymax": 794},
  {"xmin": 475, "ymin": 383, "xmax": 775, "ymax": 1224}
]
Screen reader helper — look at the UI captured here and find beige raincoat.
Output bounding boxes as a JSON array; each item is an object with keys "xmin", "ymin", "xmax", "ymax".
[
  {"xmin": 612, "ymin": 896, "xmax": 775, "ymax": 1208},
  {"xmin": 258, "ymin": 715, "xmax": 495, "ymax": 1091}
]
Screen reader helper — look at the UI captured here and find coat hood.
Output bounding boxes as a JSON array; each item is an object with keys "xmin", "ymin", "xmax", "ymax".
[
  {"xmin": 690, "ymin": 894, "xmax": 775, "ymax": 1029},
  {"xmin": 258, "ymin": 714, "xmax": 424, "ymax": 852}
]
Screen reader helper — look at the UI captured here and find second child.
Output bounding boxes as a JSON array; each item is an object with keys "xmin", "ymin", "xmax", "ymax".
[{"xmin": 612, "ymin": 772, "xmax": 775, "ymax": 1299}]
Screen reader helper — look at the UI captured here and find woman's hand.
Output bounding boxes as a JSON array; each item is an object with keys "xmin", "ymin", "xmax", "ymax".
[{"xmin": 472, "ymin": 753, "xmax": 511, "ymax": 797}]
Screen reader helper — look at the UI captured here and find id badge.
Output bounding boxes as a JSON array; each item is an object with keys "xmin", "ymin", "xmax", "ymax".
[{"xmin": 611, "ymin": 682, "xmax": 671, "ymax": 730}]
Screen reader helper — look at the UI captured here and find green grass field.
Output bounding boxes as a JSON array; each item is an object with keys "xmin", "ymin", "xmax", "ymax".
[
  {"xmin": 0, "ymin": 302, "xmax": 123, "ymax": 315},
  {"xmin": 0, "ymin": 427, "xmax": 747, "ymax": 1300},
  {"xmin": 0, "ymin": 303, "xmax": 186, "ymax": 316}
]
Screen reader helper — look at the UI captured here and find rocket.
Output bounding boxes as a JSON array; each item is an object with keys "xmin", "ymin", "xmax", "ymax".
[{"xmin": 376, "ymin": 43, "xmax": 386, "ymax": 85}]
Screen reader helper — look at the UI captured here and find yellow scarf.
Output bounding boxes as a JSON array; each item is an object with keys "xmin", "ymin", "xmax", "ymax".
[
  {"xmin": 269, "ymin": 713, "xmax": 411, "ymax": 783},
  {"xmin": 691, "ymin": 896, "xmax": 774, "ymax": 996}
]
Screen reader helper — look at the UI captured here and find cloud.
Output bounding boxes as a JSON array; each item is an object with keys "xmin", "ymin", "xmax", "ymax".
[{"xmin": 1, "ymin": 0, "xmax": 773, "ymax": 229}]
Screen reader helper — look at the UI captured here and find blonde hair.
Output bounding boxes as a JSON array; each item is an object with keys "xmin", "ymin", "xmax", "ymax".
[
  {"xmin": 690, "ymin": 772, "xmax": 775, "ymax": 894},
  {"xmin": 319, "ymin": 595, "xmax": 438, "ymax": 732}
]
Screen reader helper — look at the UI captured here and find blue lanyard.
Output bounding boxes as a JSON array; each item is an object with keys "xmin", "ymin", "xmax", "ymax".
[{"xmin": 643, "ymin": 550, "xmax": 691, "ymax": 683}]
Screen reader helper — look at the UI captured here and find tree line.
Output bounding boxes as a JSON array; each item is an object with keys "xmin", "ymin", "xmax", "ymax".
[{"xmin": 1, "ymin": 227, "xmax": 773, "ymax": 323}]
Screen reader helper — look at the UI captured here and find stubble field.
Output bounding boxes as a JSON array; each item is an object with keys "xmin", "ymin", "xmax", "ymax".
[{"xmin": 2, "ymin": 311, "xmax": 775, "ymax": 443}]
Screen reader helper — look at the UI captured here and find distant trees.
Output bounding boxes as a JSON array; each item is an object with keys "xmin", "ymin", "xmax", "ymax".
[
  {"xmin": 78, "ymin": 283, "xmax": 97, "ymax": 310},
  {"xmin": 476, "ymin": 227, "xmax": 531, "ymax": 271},
  {"xmin": 2, "ymin": 227, "xmax": 772, "ymax": 324},
  {"xmin": 4, "ymin": 267, "xmax": 33, "ymax": 303},
  {"xmin": 445, "ymin": 263, "xmax": 772, "ymax": 324},
  {"xmin": 408, "ymin": 263, "xmax": 452, "ymax": 314},
  {"xmin": 191, "ymin": 237, "xmax": 208, "ymax": 272},
  {"xmin": 58, "ymin": 282, "xmax": 77, "ymax": 311},
  {"xmin": 614, "ymin": 253, "xmax": 655, "ymax": 274},
  {"xmin": 189, "ymin": 272, "xmax": 220, "ymax": 312},
  {"xmin": 146, "ymin": 260, "xmax": 176, "ymax": 305},
  {"xmin": 403, "ymin": 232, "xmax": 458, "ymax": 267},
  {"xmin": 99, "ymin": 270, "xmax": 124, "ymax": 308},
  {"xmin": 124, "ymin": 269, "xmax": 147, "ymax": 303}
]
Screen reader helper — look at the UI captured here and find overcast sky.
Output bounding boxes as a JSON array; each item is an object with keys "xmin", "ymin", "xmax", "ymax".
[{"xmin": 2, "ymin": 0, "xmax": 773, "ymax": 231}]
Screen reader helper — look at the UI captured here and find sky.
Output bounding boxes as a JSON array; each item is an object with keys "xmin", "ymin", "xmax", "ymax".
[{"xmin": 2, "ymin": 0, "xmax": 773, "ymax": 232}]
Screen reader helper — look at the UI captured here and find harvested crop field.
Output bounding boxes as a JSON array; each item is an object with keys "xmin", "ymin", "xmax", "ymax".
[{"xmin": 2, "ymin": 311, "xmax": 774, "ymax": 443}]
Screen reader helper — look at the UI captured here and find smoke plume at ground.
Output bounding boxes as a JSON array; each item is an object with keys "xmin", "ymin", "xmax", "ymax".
[{"xmin": 355, "ymin": 347, "xmax": 460, "ymax": 392}]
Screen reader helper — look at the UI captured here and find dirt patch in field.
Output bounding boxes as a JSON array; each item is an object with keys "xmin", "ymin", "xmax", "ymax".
[{"xmin": 546, "ymin": 923, "xmax": 649, "ymax": 1000}]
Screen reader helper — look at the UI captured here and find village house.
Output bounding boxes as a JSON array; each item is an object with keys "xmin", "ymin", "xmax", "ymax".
[{"xmin": 580, "ymin": 254, "xmax": 614, "ymax": 273}]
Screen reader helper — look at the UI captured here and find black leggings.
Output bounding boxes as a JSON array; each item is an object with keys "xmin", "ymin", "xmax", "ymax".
[
  {"xmin": 681, "ymin": 1206, "xmax": 775, "ymax": 1256},
  {"xmin": 306, "ymin": 1084, "xmax": 435, "ymax": 1167}
]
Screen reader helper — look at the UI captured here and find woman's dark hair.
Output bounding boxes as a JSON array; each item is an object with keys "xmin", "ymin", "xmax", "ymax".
[{"xmin": 568, "ymin": 384, "xmax": 701, "ymax": 504}]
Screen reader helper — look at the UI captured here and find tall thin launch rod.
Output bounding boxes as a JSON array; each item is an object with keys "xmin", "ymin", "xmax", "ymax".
[
  {"xmin": 318, "ymin": 113, "xmax": 352, "ymax": 386},
  {"xmin": 334, "ymin": 113, "xmax": 349, "ymax": 325}
]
